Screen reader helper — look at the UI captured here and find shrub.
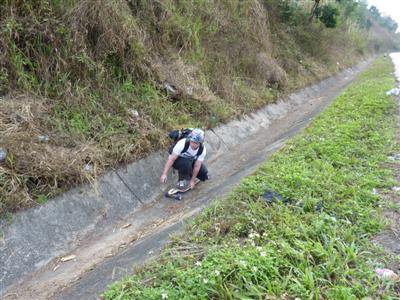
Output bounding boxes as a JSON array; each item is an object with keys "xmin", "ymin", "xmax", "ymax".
[{"xmin": 317, "ymin": 4, "xmax": 340, "ymax": 28}]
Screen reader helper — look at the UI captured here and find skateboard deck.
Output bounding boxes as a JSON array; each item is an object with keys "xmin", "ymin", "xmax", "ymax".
[{"xmin": 164, "ymin": 179, "xmax": 200, "ymax": 200}]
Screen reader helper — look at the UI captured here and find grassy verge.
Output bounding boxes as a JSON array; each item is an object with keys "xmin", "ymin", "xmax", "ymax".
[{"xmin": 103, "ymin": 57, "xmax": 399, "ymax": 299}]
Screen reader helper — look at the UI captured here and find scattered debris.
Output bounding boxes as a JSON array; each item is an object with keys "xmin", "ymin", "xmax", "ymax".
[
  {"xmin": 388, "ymin": 153, "xmax": 400, "ymax": 161},
  {"xmin": 262, "ymin": 189, "xmax": 291, "ymax": 205},
  {"xmin": 0, "ymin": 148, "xmax": 7, "ymax": 162},
  {"xmin": 315, "ymin": 201, "xmax": 324, "ymax": 212},
  {"xmin": 121, "ymin": 223, "xmax": 132, "ymax": 229},
  {"xmin": 38, "ymin": 135, "xmax": 49, "ymax": 142},
  {"xmin": 164, "ymin": 81, "xmax": 177, "ymax": 94},
  {"xmin": 186, "ymin": 86, "xmax": 193, "ymax": 96},
  {"xmin": 372, "ymin": 188, "xmax": 379, "ymax": 195},
  {"xmin": 104, "ymin": 253, "xmax": 113, "ymax": 258},
  {"xmin": 53, "ymin": 264, "xmax": 60, "ymax": 271},
  {"xmin": 386, "ymin": 88, "xmax": 400, "ymax": 96},
  {"xmin": 128, "ymin": 234, "xmax": 140, "ymax": 244},
  {"xmin": 375, "ymin": 268, "xmax": 399, "ymax": 281},
  {"xmin": 84, "ymin": 163, "xmax": 93, "ymax": 173},
  {"xmin": 324, "ymin": 214, "xmax": 336, "ymax": 223},
  {"xmin": 128, "ymin": 108, "xmax": 139, "ymax": 118},
  {"xmin": 392, "ymin": 186, "xmax": 400, "ymax": 192},
  {"xmin": 60, "ymin": 255, "xmax": 76, "ymax": 262}
]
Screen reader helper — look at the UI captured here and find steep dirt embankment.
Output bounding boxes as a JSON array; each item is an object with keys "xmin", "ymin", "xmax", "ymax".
[{"xmin": 1, "ymin": 60, "xmax": 371, "ymax": 300}]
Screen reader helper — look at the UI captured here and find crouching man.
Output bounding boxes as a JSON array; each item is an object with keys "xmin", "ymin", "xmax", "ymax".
[{"xmin": 160, "ymin": 128, "xmax": 209, "ymax": 191}]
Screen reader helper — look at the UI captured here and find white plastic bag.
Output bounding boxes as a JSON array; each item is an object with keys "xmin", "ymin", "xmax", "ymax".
[
  {"xmin": 375, "ymin": 268, "xmax": 399, "ymax": 281},
  {"xmin": 386, "ymin": 88, "xmax": 400, "ymax": 96}
]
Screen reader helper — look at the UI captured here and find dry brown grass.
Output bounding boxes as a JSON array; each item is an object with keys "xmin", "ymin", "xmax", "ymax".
[
  {"xmin": 0, "ymin": 94, "xmax": 104, "ymax": 212},
  {"xmin": 67, "ymin": 0, "xmax": 149, "ymax": 72},
  {"xmin": 151, "ymin": 56, "xmax": 218, "ymax": 103}
]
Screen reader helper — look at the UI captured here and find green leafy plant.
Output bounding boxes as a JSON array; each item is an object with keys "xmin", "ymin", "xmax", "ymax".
[{"xmin": 317, "ymin": 4, "xmax": 340, "ymax": 28}]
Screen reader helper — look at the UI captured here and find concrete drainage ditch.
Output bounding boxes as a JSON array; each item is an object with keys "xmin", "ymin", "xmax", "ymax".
[{"xmin": 1, "ymin": 59, "xmax": 373, "ymax": 299}]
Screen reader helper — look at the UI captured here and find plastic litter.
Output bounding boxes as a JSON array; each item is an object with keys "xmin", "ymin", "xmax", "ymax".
[
  {"xmin": 375, "ymin": 268, "xmax": 399, "ymax": 281},
  {"xmin": 128, "ymin": 109, "xmax": 139, "ymax": 118},
  {"xmin": 386, "ymin": 88, "xmax": 400, "ymax": 96},
  {"xmin": 388, "ymin": 153, "xmax": 400, "ymax": 161},
  {"xmin": 84, "ymin": 163, "xmax": 93, "ymax": 172},
  {"xmin": 38, "ymin": 135, "xmax": 49, "ymax": 142},
  {"xmin": 315, "ymin": 200, "xmax": 324, "ymax": 212},
  {"xmin": 263, "ymin": 189, "xmax": 291, "ymax": 205},
  {"xmin": 0, "ymin": 148, "xmax": 7, "ymax": 161},
  {"xmin": 392, "ymin": 186, "xmax": 400, "ymax": 192},
  {"xmin": 164, "ymin": 81, "xmax": 177, "ymax": 94},
  {"xmin": 186, "ymin": 86, "xmax": 193, "ymax": 96}
]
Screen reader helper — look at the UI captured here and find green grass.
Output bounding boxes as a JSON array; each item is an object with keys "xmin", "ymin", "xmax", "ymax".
[{"xmin": 103, "ymin": 57, "xmax": 399, "ymax": 299}]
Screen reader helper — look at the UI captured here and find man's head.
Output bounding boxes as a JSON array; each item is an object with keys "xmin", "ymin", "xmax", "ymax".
[{"xmin": 189, "ymin": 128, "xmax": 204, "ymax": 149}]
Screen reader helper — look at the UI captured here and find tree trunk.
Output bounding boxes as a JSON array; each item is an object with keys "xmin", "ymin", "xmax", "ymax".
[{"xmin": 309, "ymin": 0, "xmax": 321, "ymax": 22}]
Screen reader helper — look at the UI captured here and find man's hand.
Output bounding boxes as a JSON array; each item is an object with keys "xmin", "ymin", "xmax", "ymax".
[
  {"xmin": 160, "ymin": 174, "xmax": 167, "ymax": 184},
  {"xmin": 189, "ymin": 179, "xmax": 196, "ymax": 189},
  {"xmin": 190, "ymin": 160, "xmax": 201, "ymax": 189},
  {"xmin": 160, "ymin": 153, "xmax": 178, "ymax": 185}
]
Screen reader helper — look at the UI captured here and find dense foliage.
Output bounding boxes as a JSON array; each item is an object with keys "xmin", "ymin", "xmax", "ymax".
[{"xmin": 316, "ymin": 3, "xmax": 340, "ymax": 28}]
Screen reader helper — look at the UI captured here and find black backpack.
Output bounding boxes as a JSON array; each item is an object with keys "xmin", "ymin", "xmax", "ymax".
[{"xmin": 168, "ymin": 128, "xmax": 204, "ymax": 159}]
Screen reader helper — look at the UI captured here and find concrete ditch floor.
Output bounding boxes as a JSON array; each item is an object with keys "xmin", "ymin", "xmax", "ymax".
[{"xmin": 3, "ymin": 62, "xmax": 371, "ymax": 300}]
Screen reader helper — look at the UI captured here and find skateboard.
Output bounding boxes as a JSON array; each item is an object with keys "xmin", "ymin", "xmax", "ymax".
[{"xmin": 164, "ymin": 179, "xmax": 200, "ymax": 200}]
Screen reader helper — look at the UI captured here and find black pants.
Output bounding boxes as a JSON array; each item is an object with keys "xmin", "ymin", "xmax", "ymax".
[{"xmin": 172, "ymin": 157, "xmax": 208, "ymax": 181}]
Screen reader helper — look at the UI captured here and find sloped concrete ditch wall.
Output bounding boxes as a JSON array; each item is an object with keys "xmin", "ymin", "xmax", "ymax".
[{"xmin": 0, "ymin": 60, "xmax": 371, "ymax": 294}]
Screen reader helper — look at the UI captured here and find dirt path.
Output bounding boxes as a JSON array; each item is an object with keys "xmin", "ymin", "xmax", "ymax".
[{"xmin": 2, "ymin": 63, "xmax": 371, "ymax": 300}]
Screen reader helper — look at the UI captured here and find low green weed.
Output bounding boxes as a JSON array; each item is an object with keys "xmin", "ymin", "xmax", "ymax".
[
  {"xmin": 104, "ymin": 57, "xmax": 399, "ymax": 299},
  {"xmin": 36, "ymin": 195, "xmax": 48, "ymax": 204}
]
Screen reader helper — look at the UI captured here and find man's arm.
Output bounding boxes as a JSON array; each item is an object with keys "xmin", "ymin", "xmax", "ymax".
[
  {"xmin": 160, "ymin": 153, "xmax": 178, "ymax": 183},
  {"xmin": 190, "ymin": 160, "xmax": 202, "ymax": 188}
]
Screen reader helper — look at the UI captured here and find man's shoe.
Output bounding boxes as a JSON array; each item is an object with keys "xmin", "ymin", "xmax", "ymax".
[{"xmin": 176, "ymin": 179, "xmax": 189, "ymax": 191}]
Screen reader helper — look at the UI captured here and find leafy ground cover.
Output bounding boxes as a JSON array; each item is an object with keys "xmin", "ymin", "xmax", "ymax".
[{"xmin": 103, "ymin": 57, "xmax": 400, "ymax": 299}]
